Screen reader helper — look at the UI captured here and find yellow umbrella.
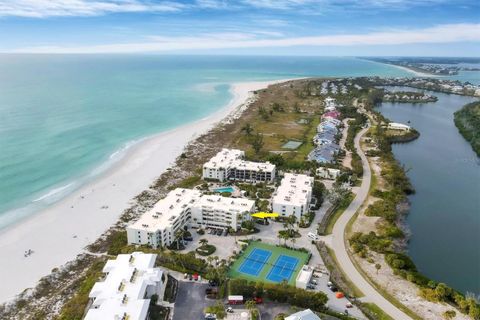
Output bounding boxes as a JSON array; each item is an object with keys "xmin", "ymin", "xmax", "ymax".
[{"xmin": 251, "ymin": 212, "xmax": 279, "ymax": 219}]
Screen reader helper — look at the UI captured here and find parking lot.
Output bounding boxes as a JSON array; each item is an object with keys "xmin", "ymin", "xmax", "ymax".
[
  {"xmin": 177, "ymin": 191, "xmax": 366, "ymax": 319},
  {"xmin": 172, "ymin": 281, "xmax": 216, "ymax": 320}
]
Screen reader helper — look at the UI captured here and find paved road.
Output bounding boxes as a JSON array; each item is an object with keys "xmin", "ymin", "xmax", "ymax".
[{"xmin": 330, "ymin": 127, "xmax": 414, "ymax": 320}]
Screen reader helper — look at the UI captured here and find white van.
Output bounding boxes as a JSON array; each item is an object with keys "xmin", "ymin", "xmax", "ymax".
[{"xmin": 307, "ymin": 232, "xmax": 319, "ymax": 241}]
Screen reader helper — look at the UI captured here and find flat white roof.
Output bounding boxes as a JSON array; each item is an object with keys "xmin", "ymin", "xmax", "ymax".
[
  {"xmin": 285, "ymin": 309, "xmax": 320, "ymax": 320},
  {"xmin": 387, "ymin": 122, "xmax": 411, "ymax": 130},
  {"xmin": 273, "ymin": 173, "xmax": 313, "ymax": 207},
  {"xmin": 86, "ymin": 252, "xmax": 162, "ymax": 320},
  {"xmin": 296, "ymin": 265, "xmax": 313, "ymax": 284},
  {"xmin": 196, "ymin": 195, "xmax": 255, "ymax": 212},
  {"xmin": 317, "ymin": 167, "xmax": 340, "ymax": 173},
  {"xmin": 204, "ymin": 148, "xmax": 275, "ymax": 172},
  {"xmin": 129, "ymin": 188, "xmax": 201, "ymax": 233},
  {"xmin": 204, "ymin": 148, "xmax": 244, "ymax": 169}
]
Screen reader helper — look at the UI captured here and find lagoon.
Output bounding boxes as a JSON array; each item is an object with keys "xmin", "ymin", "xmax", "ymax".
[{"xmin": 377, "ymin": 87, "xmax": 480, "ymax": 294}]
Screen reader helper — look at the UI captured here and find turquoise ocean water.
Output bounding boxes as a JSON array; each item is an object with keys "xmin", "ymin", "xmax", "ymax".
[
  {"xmin": 0, "ymin": 55, "xmax": 479, "ymax": 294},
  {"xmin": 2, "ymin": 55, "xmax": 479, "ymax": 230},
  {"xmin": 0, "ymin": 55, "xmax": 412, "ymax": 229}
]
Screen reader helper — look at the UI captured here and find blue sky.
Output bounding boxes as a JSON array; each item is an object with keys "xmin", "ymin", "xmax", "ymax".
[{"xmin": 0, "ymin": 0, "xmax": 479, "ymax": 55}]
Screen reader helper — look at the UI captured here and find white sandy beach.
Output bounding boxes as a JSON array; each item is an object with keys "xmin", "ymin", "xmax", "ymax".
[
  {"xmin": 0, "ymin": 78, "xmax": 294, "ymax": 303},
  {"xmin": 390, "ymin": 64, "xmax": 438, "ymax": 78}
]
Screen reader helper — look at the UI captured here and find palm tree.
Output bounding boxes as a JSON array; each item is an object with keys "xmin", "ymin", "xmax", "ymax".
[
  {"xmin": 241, "ymin": 123, "xmax": 254, "ymax": 136},
  {"xmin": 174, "ymin": 229, "xmax": 185, "ymax": 250},
  {"xmin": 207, "ymin": 256, "xmax": 214, "ymax": 266},
  {"xmin": 278, "ymin": 232, "xmax": 288, "ymax": 246},
  {"xmin": 199, "ymin": 238, "xmax": 208, "ymax": 248},
  {"xmin": 375, "ymin": 263, "xmax": 381, "ymax": 275},
  {"xmin": 291, "ymin": 237, "xmax": 296, "ymax": 249},
  {"xmin": 245, "ymin": 300, "xmax": 256, "ymax": 317},
  {"xmin": 251, "ymin": 133, "xmax": 264, "ymax": 154}
]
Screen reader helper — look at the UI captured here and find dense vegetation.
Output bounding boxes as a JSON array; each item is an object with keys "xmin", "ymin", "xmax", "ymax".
[
  {"xmin": 343, "ymin": 106, "xmax": 368, "ymax": 178},
  {"xmin": 454, "ymin": 101, "xmax": 480, "ymax": 156},
  {"xmin": 228, "ymin": 279, "xmax": 328, "ymax": 312},
  {"xmin": 382, "ymin": 90, "xmax": 437, "ymax": 103}
]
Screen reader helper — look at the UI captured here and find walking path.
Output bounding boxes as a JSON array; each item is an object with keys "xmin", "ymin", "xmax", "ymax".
[{"xmin": 330, "ymin": 126, "xmax": 414, "ymax": 320}]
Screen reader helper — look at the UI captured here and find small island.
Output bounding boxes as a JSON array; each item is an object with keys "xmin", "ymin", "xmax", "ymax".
[{"xmin": 383, "ymin": 91, "xmax": 438, "ymax": 103}]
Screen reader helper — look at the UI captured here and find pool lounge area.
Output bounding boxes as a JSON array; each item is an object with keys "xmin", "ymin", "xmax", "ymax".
[{"xmin": 213, "ymin": 186, "xmax": 235, "ymax": 193}]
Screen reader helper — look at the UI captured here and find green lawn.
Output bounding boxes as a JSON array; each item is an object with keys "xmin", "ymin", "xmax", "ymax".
[{"xmin": 228, "ymin": 241, "xmax": 309, "ymax": 286}]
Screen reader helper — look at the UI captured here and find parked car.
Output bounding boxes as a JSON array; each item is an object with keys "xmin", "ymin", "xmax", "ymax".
[
  {"xmin": 346, "ymin": 302, "xmax": 353, "ymax": 308},
  {"xmin": 327, "ymin": 281, "xmax": 333, "ymax": 287},
  {"xmin": 209, "ymin": 280, "xmax": 218, "ymax": 286},
  {"xmin": 184, "ymin": 236, "xmax": 193, "ymax": 241},
  {"xmin": 188, "ymin": 274, "xmax": 193, "ymax": 281},
  {"xmin": 310, "ymin": 279, "xmax": 318, "ymax": 285},
  {"xmin": 205, "ymin": 288, "xmax": 218, "ymax": 295},
  {"xmin": 307, "ymin": 284, "xmax": 315, "ymax": 289},
  {"xmin": 184, "ymin": 273, "xmax": 188, "ymax": 279},
  {"xmin": 205, "ymin": 313, "xmax": 217, "ymax": 320},
  {"xmin": 226, "ymin": 307, "xmax": 234, "ymax": 313},
  {"xmin": 329, "ymin": 286, "xmax": 338, "ymax": 292},
  {"xmin": 216, "ymin": 229, "xmax": 223, "ymax": 236},
  {"xmin": 307, "ymin": 232, "xmax": 319, "ymax": 241}
]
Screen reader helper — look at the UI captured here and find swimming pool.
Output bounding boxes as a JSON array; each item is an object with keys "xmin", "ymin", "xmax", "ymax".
[{"xmin": 214, "ymin": 186, "xmax": 235, "ymax": 193}]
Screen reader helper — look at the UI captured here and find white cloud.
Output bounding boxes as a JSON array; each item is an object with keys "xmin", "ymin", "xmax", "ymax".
[
  {"xmin": 0, "ymin": 0, "xmax": 462, "ymax": 18},
  {"xmin": 9, "ymin": 23, "xmax": 480, "ymax": 53},
  {"xmin": 240, "ymin": 0, "xmax": 451, "ymax": 10},
  {"xmin": 0, "ymin": 0, "xmax": 186, "ymax": 18}
]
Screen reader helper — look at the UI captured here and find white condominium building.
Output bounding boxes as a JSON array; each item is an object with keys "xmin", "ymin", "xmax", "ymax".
[
  {"xmin": 127, "ymin": 188, "xmax": 256, "ymax": 248},
  {"xmin": 272, "ymin": 173, "xmax": 314, "ymax": 219},
  {"xmin": 191, "ymin": 195, "xmax": 255, "ymax": 230},
  {"xmin": 316, "ymin": 167, "xmax": 341, "ymax": 180},
  {"xmin": 324, "ymin": 96, "xmax": 336, "ymax": 111},
  {"xmin": 85, "ymin": 252, "xmax": 164, "ymax": 320},
  {"xmin": 127, "ymin": 188, "xmax": 202, "ymax": 248},
  {"xmin": 202, "ymin": 148, "xmax": 276, "ymax": 183}
]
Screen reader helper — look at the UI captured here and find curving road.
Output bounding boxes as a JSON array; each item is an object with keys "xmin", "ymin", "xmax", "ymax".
[{"xmin": 330, "ymin": 126, "xmax": 413, "ymax": 320}]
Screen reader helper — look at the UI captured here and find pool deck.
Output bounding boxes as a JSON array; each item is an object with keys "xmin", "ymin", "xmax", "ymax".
[{"xmin": 228, "ymin": 241, "xmax": 309, "ymax": 286}]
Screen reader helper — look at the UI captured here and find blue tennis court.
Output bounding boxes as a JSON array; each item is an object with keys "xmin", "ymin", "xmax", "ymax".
[
  {"xmin": 266, "ymin": 255, "xmax": 299, "ymax": 283},
  {"xmin": 238, "ymin": 248, "xmax": 272, "ymax": 276}
]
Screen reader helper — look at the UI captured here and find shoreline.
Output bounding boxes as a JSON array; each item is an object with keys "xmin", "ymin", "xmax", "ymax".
[
  {"xmin": 0, "ymin": 78, "xmax": 296, "ymax": 303},
  {"xmin": 388, "ymin": 64, "xmax": 438, "ymax": 78}
]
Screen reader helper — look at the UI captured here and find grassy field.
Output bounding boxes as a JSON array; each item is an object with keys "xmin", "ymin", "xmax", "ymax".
[{"xmin": 228, "ymin": 241, "xmax": 309, "ymax": 286}]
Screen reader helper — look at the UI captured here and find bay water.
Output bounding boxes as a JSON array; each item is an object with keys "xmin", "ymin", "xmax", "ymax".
[{"xmin": 378, "ymin": 87, "xmax": 479, "ymax": 295}]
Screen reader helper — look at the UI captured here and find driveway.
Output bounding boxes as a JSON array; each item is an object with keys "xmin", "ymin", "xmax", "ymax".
[{"xmin": 172, "ymin": 281, "xmax": 216, "ymax": 320}]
